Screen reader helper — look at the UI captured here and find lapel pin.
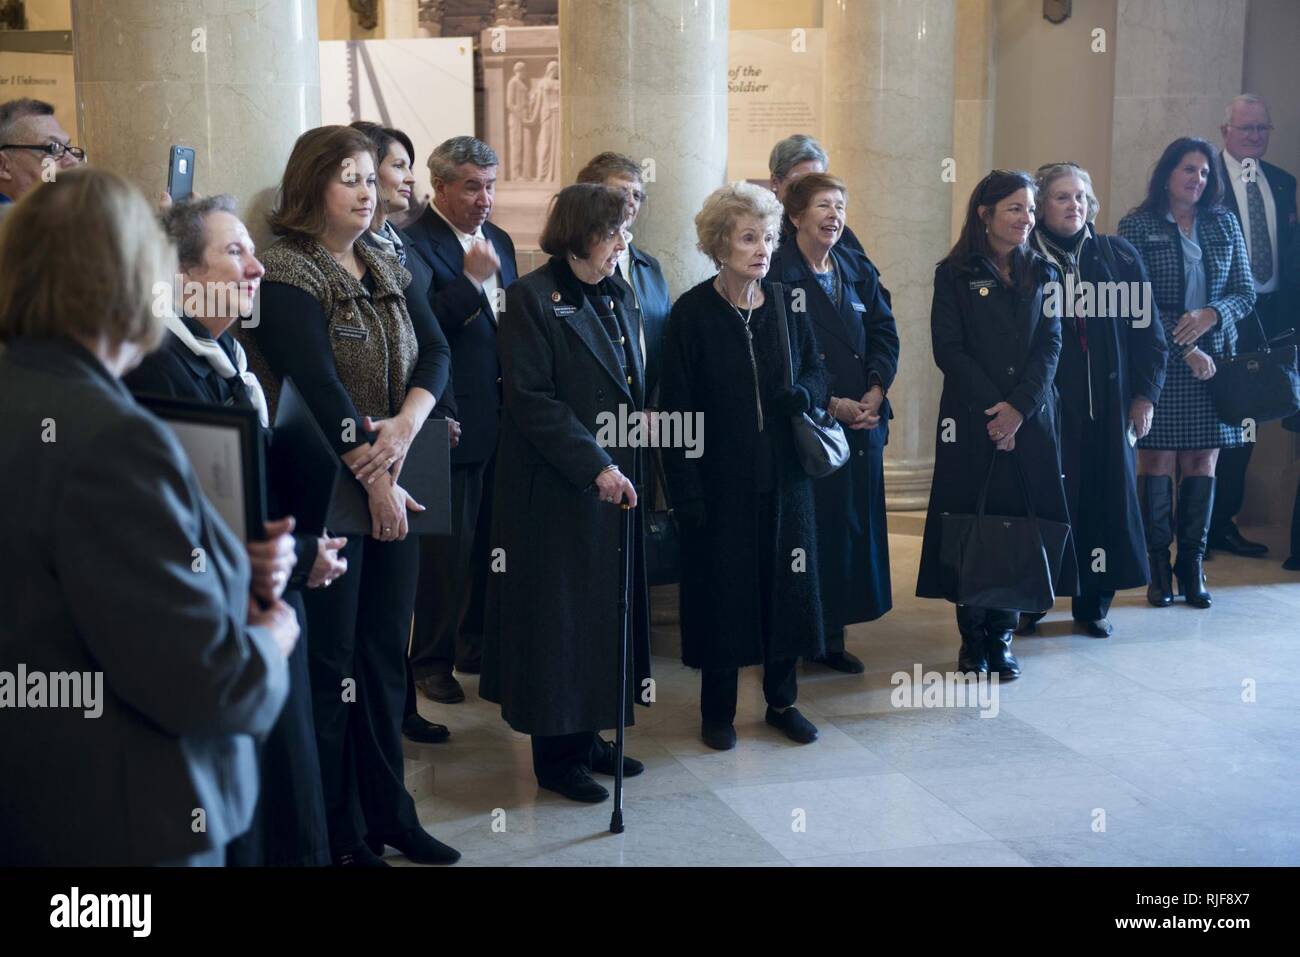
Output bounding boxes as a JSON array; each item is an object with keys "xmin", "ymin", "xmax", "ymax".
[
  {"xmin": 979, "ymin": 287, "xmax": 989, "ymax": 297},
  {"xmin": 551, "ymin": 291, "xmax": 561, "ymax": 302}
]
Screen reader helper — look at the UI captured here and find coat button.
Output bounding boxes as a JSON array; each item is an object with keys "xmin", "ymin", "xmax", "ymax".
[
  {"xmin": 596, "ymin": 389, "xmax": 605, "ymax": 400},
  {"xmin": 1109, "ymin": 371, "xmax": 1118, "ymax": 380},
  {"xmin": 853, "ymin": 353, "xmax": 860, "ymax": 360},
  {"xmin": 820, "ymin": 353, "xmax": 826, "ymax": 360},
  {"xmin": 1006, "ymin": 366, "xmax": 1015, "ymax": 375},
  {"xmin": 1040, "ymin": 403, "xmax": 1047, "ymax": 413},
  {"xmin": 496, "ymin": 376, "xmax": 503, "ymax": 385},
  {"xmin": 857, "ymin": 449, "xmax": 865, "ymax": 457}
]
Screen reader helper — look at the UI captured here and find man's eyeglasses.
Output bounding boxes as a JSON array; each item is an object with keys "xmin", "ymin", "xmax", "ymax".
[
  {"xmin": 1227, "ymin": 124, "xmax": 1274, "ymax": 136},
  {"xmin": 0, "ymin": 142, "xmax": 87, "ymax": 162}
]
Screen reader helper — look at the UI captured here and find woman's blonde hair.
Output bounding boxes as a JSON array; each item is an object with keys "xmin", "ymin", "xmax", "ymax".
[
  {"xmin": 1034, "ymin": 162, "xmax": 1101, "ymax": 223},
  {"xmin": 0, "ymin": 166, "xmax": 175, "ymax": 350},
  {"xmin": 695, "ymin": 181, "xmax": 784, "ymax": 267}
]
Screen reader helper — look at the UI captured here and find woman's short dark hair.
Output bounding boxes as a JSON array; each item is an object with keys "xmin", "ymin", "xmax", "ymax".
[
  {"xmin": 350, "ymin": 120, "xmax": 414, "ymax": 166},
  {"xmin": 783, "ymin": 172, "xmax": 848, "ymax": 222},
  {"xmin": 1134, "ymin": 136, "xmax": 1223, "ymax": 216},
  {"xmin": 575, "ymin": 151, "xmax": 642, "ymax": 185},
  {"xmin": 269, "ymin": 125, "xmax": 377, "ymax": 240},
  {"xmin": 539, "ymin": 183, "xmax": 627, "ymax": 260},
  {"xmin": 161, "ymin": 193, "xmax": 238, "ymax": 270}
]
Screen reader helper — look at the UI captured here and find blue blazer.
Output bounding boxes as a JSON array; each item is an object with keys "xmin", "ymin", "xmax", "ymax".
[{"xmin": 402, "ymin": 206, "xmax": 519, "ymax": 466}]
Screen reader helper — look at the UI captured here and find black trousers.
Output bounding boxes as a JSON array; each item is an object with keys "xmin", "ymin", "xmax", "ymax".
[
  {"xmin": 227, "ymin": 589, "xmax": 331, "ymax": 867},
  {"xmin": 530, "ymin": 732, "xmax": 601, "ymax": 781},
  {"xmin": 823, "ymin": 626, "xmax": 846, "ymax": 654},
  {"xmin": 1212, "ymin": 292, "xmax": 1289, "ymax": 538},
  {"xmin": 1072, "ymin": 590, "xmax": 1114, "ymax": 621},
  {"xmin": 1290, "ymin": 474, "xmax": 1300, "ymax": 561},
  {"xmin": 411, "ymin": 457, "xmax": 493, "ymax": 679},
  {"xmin": 305, "ymin": 534, "xmax": 421, "ymax": 856},
  {"xmin": 955, "ymin": 604, "xmax": 1018, "ymax": 636}
]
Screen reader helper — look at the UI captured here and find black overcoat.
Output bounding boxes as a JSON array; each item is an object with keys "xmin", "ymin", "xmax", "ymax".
[
  {"xmin": 659, "ymin": 278, "xmax": 829, "ymax": 669},
  {"xmin": 916, "ymin": 252, "xmax": 1080, "ymax": 602},
  {"xmin": 770, "ymin": 241, "xmax": 899, "ymax": 627},
  {"xmin": 1042, "ymin": 227, "xmax": 1169, "ymax": 593},
  {"xmin": 479, "ymin": 257, "xmax": 651, "ymax": 737}
]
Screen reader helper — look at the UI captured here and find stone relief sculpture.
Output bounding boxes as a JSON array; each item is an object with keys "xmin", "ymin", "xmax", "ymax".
[
  {"xmin": 531, "ymin": 60, "xmax": 560, "ymax": 183},
  {"xmin": 506, "ymin": 61, "xmax": 534, "ymax": 181}
]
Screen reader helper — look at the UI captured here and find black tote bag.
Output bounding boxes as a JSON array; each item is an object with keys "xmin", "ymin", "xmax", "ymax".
[
  {"xmin": 939, "ymin": 450, "xmax": 1071, "ymax": 613},
  {"xmin": 1209, "ymin": 312, "xmax": 1300, "ymax": 426}
]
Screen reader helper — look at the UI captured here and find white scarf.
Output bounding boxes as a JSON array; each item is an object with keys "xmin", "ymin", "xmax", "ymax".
[{"xmin": 164, "ymin": 313, "xmax": 269, "ymax": 427}]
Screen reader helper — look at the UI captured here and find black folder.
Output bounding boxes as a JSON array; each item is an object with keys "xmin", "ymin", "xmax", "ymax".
[
  {"xmin": 325, "ymin": 417, "xmax": 452, "ymax": 537},
  {"xmin": 270, "ymin": 377, "xmax": 342, "ymax": 537}
]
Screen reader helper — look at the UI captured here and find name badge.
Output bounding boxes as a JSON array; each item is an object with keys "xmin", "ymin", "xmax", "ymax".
[
  {"xmin": 850, "ymin": 301, "xmax": 867, "ymax": 312},
  {"xmin": 334, "ymin": 325, "xmax": 368, "ymax": 342},
  {"xmin": 1145, "ymin": 232, "xmax": 1174, "ymax": 245},
  {"xmin": 969, "ymin": 279, "xmax": 996, "ymax": 290},
  {"xmin": 553, "ymin": 304, "xmax": 577, "ymax": 318}
]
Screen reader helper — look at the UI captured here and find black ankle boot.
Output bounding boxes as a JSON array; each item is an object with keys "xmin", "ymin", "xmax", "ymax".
[
  {"xmin": 955, "ymin": 605, "xmax": 989, "ymax": 674},
  {"xmin": 983, "ymin": 611, "xmax": 1021, "ymax": 680},
  {"xmin": 1139, "ymin": 475, "xmax": 1175, "ymax": 607},
  {"xmin": 1174, "ymin": 476, "xmax": 1215, "ymax": 608}
]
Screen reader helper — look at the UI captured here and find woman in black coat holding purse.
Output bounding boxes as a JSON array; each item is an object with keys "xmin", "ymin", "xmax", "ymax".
[
  {"xmin": 480, "ymin": 183, "xmax": 651, "ymax": 805},
  {"xmin": 769, "ymin": 173, "xmax": 899, "ymax": 671},
  {"xmin": 659, "ymin": 182, "xmax": 829, "ymax": 750},
  {"xmin": 1018, "ymin": 162, "xmax": 1169, "ymax": 638},
  {"xmin": 916, "ymin": 169, "xmax": 1077, "ymax": 680}
]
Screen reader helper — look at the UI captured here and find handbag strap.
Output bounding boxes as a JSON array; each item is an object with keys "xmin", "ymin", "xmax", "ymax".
[
  {"xmin": 770, "ymin": 281, "xmax": 797, "ymax": 389},
  {"xmin": 650, "ymin": 445, "xmax": 673, "ymax": 511},
  {"xmin": 973, "ymin": 447, "xmax": 1041, "ymax": 520}
]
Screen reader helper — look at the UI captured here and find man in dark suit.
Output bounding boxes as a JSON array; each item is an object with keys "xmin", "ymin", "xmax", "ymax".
[
  {"xmin": 1210, "ymin": 94, "xmax": 1298, "ymax": 557},
  {"xmin": 403, "ymin": 136, "xmax": 518, "ymax": 703}
]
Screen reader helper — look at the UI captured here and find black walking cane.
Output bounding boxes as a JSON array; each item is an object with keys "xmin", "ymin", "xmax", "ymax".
[{"xmin": 609, "ymin": 497, "xmax": 634, "ymax": 834}]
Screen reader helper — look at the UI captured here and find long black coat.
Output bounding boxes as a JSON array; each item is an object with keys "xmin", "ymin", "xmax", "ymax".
[
  {"xmin": 770, "ymin": 241, "xmax": 899, "ymax": 627},
  {"xmin": 1039, "ymin": 227, "xmax": 1169, "ymax": 593},
  {"xmin": 916, "ymin": 252, "xmax": 1079, "ymax": 602},
  {"xmin": 659, "ymin": 278, "xmax": 829, "ymax": 669},
  {"xmin": 479, "ymin": 257, "xmax": 651, "ymax": 737}
]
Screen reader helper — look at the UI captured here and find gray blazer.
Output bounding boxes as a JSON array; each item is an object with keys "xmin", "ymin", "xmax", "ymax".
[{"xmin": 0, "ymin": 338, "xmax": 288, "ymax": 865}]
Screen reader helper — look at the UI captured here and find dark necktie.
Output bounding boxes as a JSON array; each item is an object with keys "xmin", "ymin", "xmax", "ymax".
[{"xmin": 1245, "ymin": 178, "xmax": 1273, "ymax": 284}]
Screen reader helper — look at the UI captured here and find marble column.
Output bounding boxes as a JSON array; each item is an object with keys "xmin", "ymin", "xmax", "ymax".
[
  {"xmin": 821, "ymin": 0, "xmax": 956, "ymax": 510},
  {"xmin": 558, "ymin": 0, "xmax": 728, "ymax": 297},
  {"xmin": 71, "ymin": 0, "xmax": 321, "ymax": 247}
]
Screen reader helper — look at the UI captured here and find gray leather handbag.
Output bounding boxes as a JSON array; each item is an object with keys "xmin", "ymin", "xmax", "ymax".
[{"xmin": 771, "ymin": 282, "xmax": 850, "ymax": 479}]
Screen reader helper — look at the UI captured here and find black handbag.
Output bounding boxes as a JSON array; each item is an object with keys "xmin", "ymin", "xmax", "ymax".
[
  {"xmin": 939, "ymin": 451, "xmax": 1071, "ymax": 613},
  {"xmin": 643, "ymin": 448, "xmax": 680, "ymax": 587},
  {"xmin": 770, "ymin": 281, "xmax": 850, "ymax": 479},
  {"xmin": 1208, "ymin": 312, "xmax": 1300, "ymax": 426}
]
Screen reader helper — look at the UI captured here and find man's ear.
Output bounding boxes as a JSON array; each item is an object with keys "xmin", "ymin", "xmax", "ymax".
[{"xmin": 0, "ymin": 153, "xmax": 12, "ymax": 184}]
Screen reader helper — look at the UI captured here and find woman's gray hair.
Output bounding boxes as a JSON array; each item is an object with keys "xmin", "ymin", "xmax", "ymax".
[
  {"xmin": 160, "ymin": 193, "xmax": 239, "ymax": 270},
  {"xmin": 695, "ymin": 181, "xmax": 784, "ymax": 267},
  {"xmin": 768, "ymin": 134, "xmax": 828, "ymax": 181},
  {"xmin": 1034, "ymin": 163, "xmax": 1101, "ymax": 223},
  {"xmin": 427, "ymin": 136, "xmax": 499, "ymax": 185}
]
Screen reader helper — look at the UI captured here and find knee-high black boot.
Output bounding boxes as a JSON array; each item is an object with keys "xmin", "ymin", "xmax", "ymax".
[
  {"xmin": 1174, "ymin": 476, "xmax": 1215, "ymax": 609},
  {"xmin": 983, "ymin": 609, "xmax": 1021, "ymax": 680},
  {"xmin": 955, "ymin": 605, "xmax": 989, "ymax": 674},
  {"xmin": 1139, "ymin": 475, "xmax": 1175, "ymax": 607}
]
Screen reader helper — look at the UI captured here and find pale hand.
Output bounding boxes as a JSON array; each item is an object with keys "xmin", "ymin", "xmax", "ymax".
[
  {"xmin": 352, "ymin": 414, "xmax": 415, "ymax": 485},
  {"xmin": 1129, "ymin": 397, "xmax": 1154, "ymax": 440},
  {"xmin": 307, "ymin": 535, "xmax": 348, "ymax": 589},
  {"xmin": 595, "ymin": 467, "xmax": 637, "ymax": 507},
  {"xmin": 1184, "ymin": 347, "xmax": 1217, "ymax": 381},
  {"xmin": 984, "ymin": 401, "xmax": 1024, "ymax": 442},
  {"xmin": 247, "ymin": 516, "xmax": 298, "ymax": 604},
  {"xmin": 248, "ymin": 596, "xmax": 300, "ymax": 659},
  {"xmin": 1172, "ymin": 308, "xmax": 1217, "ymax": 347},
  {"xmin": 464, "ymin": 240, "xmax": 500, "ymax": 286}
]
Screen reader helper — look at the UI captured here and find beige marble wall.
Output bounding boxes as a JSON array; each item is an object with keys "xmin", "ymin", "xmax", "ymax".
[
  {"xmin": 1109, "ymin": 0, "xmax": 1247, "ymax": 222},
  {"xmin": 952, "ymin": 0, "xmax": 994, "ymax": 244},
  {"xmin": 71, "ymin": 0, "xmax": 321, "ymax": 250},
  {"xmin": 821, "ymin": 0, "xmax": 956, "ymax": 510},
  {"xmin": 557, "ymin": 0, "xmax": 729, "ymax": 297}
]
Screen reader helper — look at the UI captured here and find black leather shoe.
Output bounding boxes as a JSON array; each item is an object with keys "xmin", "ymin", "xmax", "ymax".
[
  {"xmin": 765, "ymin": 706, "xmax": 819, "ymax": 744},
  {"xmin": 589, "ymin": 737, "xmax": 644, "ymax": 777},
  {"xmin": 985, "ymin": 629, "xmax": 1021, "ymax": 680},
  {"xmin": 334, "ymin": 843, "xmax": 390, "ymax": 868},
  {"xmin": 701, "ymin": 721, "xmax": 737, "ymax": 751},
  {"xmin": 1283, "ymin": 556, "xmax": 1300, "ymax": 571},
  {"xmin": 402, "ymin": 713, "xmax": 450, "ymax": 744},
  {"xmin": 454, "ymin": 658, "xmax": 481, "ymax": 675},
  {"xmin": 368, "ymin": 828, "xmax": 460, "ymax": 865},
  {"xmin": 812, "ymin": 651, "xmax": 866, "ymax": 674},
  {"xmin": 416, "ymin": 672, "xmax": 465, "ymax": 704},
  {"xmin": 1014, "ymin": 612, "xmax": 1046, "ymax": 636},
  {"xmin": 1209, "ymin": 527, "xmax": 1268, "ymax": 557},
  {"xmin": 538, "ymin": 765, "xmax": 609, "ymax": 803},
  {"xmin": 1074, "ymin": 617, "xmax": 1113, "ymax": 638}
]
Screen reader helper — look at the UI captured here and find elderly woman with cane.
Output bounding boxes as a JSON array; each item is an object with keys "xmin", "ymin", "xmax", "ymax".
[{"xmin": 480, "ymin": 183, "xmax": 651, "ymax": 804}]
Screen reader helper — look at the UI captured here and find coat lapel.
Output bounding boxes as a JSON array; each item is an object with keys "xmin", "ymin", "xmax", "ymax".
[
  {"xmin": 549, "ymin": 260, "xmax": 638, "ymax": 402},
  {"xmin": 773, "ymin": 251, "xmax": 857, "ymax": 354}
]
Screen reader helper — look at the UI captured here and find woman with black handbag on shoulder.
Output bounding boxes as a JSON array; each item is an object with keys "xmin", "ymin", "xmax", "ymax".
[
  {"xmin": 916, "ymin": 170, "xmax": 1077, "ymax": 680},
  {"xmin": 659, "ymin": 182, "xmax": 830, "ymax": 750},
  {"xmin": 1118, "ymin": 137, "xmax": 1256, "ymax": 609}
]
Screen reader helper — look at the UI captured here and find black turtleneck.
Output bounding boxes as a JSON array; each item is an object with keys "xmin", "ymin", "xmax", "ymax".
[{"xmin": 1038, "ymin": 223, "xmax": 1086, "ymax": 250}]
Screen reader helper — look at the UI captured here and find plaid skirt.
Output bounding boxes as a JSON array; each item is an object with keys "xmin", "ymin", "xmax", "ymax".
[{"xmin": 1139, "ymin": 348, "xmax": 1244, "ymax": 450}]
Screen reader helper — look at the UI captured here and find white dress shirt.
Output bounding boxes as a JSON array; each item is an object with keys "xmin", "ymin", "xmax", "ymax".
[
  {"xmin": 617, "ymin": 232, "xmax": 648, "ymax": 365},
  {"xmin": 431, "ymin": 201, "xmax": 500, "ymax": 320},
  {"xmin": 1223, "ymin": 150, "xmax": 1279, "ymax": 294}
]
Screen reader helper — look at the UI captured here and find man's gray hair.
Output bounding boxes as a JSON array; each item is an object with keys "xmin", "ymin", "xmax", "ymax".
[
  {"xmin": 1224, "ymin": 93, "xmax": 1270, "ymax": 126},
  {"xmin": 768, "ymin": 134, "xmax": 828, "ymax": 181},
  {"xmin": 427, "ymin": 136, "xmax": 499, "ymax": 184},
  {"xmin": 0, "ymin": 98, "xmax": 55, "ymax": 145},
  {"xmin": 160, "ymin": 194, "xmax": 238, "ymax": 270}
]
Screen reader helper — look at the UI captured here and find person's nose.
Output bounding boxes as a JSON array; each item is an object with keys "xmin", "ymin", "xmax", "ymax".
[{"xmin": 245, "ymin": 254, "xmax": 265, "ymax": 280}]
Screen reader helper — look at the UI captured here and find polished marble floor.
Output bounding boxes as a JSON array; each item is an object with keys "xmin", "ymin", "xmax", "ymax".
[{"xmin": 398, "ymin": 524, "xmax": 1300, "ymax": 867}]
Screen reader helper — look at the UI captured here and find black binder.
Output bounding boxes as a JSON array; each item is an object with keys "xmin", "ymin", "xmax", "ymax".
[
  {"xmin": 270, "ymin": 377, "xmax": 342, "ymax": 537},
  {"xmin": 325, "ymin": 418, "xmax": 453, "ymax": 538}
]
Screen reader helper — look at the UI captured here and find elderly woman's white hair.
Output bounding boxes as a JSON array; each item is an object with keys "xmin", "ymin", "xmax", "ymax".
[
  {"xmin": 695, "ymin": 181, "xmax": 784, "ymax": 267},
  {"xmin": 1034, "ymin": 162, "xmax": 1101, "ymax": 224}
]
